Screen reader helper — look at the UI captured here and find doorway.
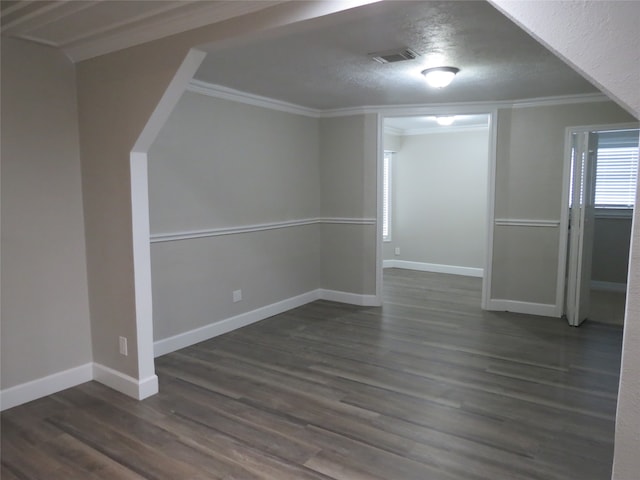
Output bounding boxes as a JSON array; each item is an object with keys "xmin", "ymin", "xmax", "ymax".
[
  {"xmin": 564, "ymin": 125, "xmax": 640, "ymax": 326},
  {"xmin": 380, "ymin": 113, "xmax": 492, "ymax": 307}
]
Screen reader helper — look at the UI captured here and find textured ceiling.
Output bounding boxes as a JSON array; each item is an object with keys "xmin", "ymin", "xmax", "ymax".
[
  {"xmin": 2, "ymin": 0, "xmax": 603, "ymax": 110},
  {"xmin": 194, "ymin": 0, "xmax": 600, "ymax": 109}
]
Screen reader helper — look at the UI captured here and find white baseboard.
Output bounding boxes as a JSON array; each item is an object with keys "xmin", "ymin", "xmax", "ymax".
[
  {"xmin": 93, "ymin": 363, "xmax": 158, "ymax": 400},
  {"xmin": 591, "ymin": 280, "xmax": 627, "ymax": 293},
  {"xmin": 319, "ymin": 289, "xmax": 380, "ymax": 306},
  {"xmin": 1, "ymin": 288, "xmax": 379, "ymax": 410},
  {"xmin": 153, "ymin": 290, "xmax": 321, "ymax": 357},
  {"xmin": 154, "ymin": 288, "xmax": 381, "ymax": 357},
  {"xmin": 487, "ymin": 299, "xmax": 559, "ymax": 318},
  {"xmin": 0, "ymin": 363, "xmax": 93, "ymax": 412},
  {"xmin": 383, "ymin": 259, "xmax": 484, "ymax": 278}
]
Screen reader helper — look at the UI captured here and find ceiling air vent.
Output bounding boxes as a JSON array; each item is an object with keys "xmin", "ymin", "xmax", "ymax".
[{"xmin": 369, "ymin": 48, "xmax": 419, "ymax": 64}]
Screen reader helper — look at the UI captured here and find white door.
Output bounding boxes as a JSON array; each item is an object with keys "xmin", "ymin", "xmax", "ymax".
[{"xmin": 566, "ymin": 131, "xmax": 598, "ymax": 326}]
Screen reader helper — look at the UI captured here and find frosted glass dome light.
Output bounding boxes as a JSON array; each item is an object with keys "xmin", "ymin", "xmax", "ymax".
[{"xmin": 421, "ymin": 66, "xmax": 460, "ymax": 88}]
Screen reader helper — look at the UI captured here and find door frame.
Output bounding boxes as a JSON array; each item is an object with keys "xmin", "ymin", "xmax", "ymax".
[
  {"xmin": 375, "ymin": 107, "xmax": 498, "ymax": 309},
  {"xmin": 557, "ymin": 122, "xmax": 639, "ymax": 319}
]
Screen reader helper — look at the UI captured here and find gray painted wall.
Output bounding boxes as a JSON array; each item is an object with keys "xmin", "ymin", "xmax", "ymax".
[
  {"xmin": 491, "ymin": 102, "xmax": 636, "ymax": 305},
  {"xmin": 4, "ymin": 2, "xmax": 638, "ymax": 475},
  {"xmin": 592, "ymin": 215, "xmax": 632, "ymax": 285},
  {"xmin": 148, "ymin": 93, "xmax": 322, "ymax": 341},
  {"xmin": 383, "ymin": 129, "xmax": 490, "ymax": 269},
  {"xmin": 149, "ymin": 93, "xmax": 321, "ymax": 230},
  {"xmin": 1, "ymin": 39, "xmax": 92, "ymax": 388},
  {"xmin": 319, "ymin": 115, "xmax": 378, "ymax": 295}
]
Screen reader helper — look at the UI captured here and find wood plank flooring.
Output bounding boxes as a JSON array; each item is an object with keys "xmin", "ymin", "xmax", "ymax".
[{"xmin": 1, "ymin": 269, "xmax": 624, "ymax": 479}]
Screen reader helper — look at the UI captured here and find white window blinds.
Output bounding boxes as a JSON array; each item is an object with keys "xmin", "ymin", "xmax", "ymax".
[{"xmin": 595, "ymin": 144, "xmax": 639, "ymax": 208}]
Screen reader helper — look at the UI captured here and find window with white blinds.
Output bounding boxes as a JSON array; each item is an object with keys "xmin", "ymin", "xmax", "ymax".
[
  {"xmin": 383, "ymin": 152, "xmax": 392, "ymax": 241},
  {"xmin": 595, "ymin": 141, "xmax": 639, "ymax": 208}
]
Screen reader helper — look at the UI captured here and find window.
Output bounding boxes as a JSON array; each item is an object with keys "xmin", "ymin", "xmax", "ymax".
[
  {"xmin": 570, "ymin": 129, "xmax": 639, "ymax": 211},
  {"xmin": 383, "ymin": 151, "xmax": 392, "ymax": 241},
  {"xmin": 594, "ymin": 143, "xmax": 639, "ymax": 208}
]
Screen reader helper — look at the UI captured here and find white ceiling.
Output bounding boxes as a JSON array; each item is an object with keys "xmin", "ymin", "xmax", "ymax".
[
  {"xmin": 2, "ymin": 0, "xmax": 602, "ymax": 111},
  {"xmin": 0, "ymin": 0, "xmax": 284, "ymax": 62},
  {"xmin": 194, "ymin": 0, "xmax": 601, "ymax": 110}
]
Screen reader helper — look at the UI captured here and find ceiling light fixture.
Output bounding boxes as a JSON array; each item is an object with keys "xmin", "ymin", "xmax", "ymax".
[
  {"xmin": 436, "ymin": 116, "xmax": 456, "ymax": 126},
  {"xmin": 421, "ymin": 66, "xmax": 460, "ymax": 88}
]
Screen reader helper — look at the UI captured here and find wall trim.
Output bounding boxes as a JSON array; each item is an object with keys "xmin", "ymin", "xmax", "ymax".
[
  {"xmin": 383, "ymin": 259, "xmax": 484, "ymax": 278},
  {"xmin": 384, "ymin": 124, "xmax": 489, "ymax": 136},
  {"xmin": 154, "ymin": 290, "xmax": 321, "ymax": 357},
  {"xmin": 129, "ymin": 48, "xmax": 208, "ymax": 392},
  {"xmin": 188, "ymin": 79, "xmax": 610, "ymax": 118},
  {"xmin": 187, "ymin": 80, "xmax": 321, "ymax": 117},
  {"xmin": 397, "ymin": 125, "xmax": 490, "ymax": 136},
  {"xmin": 150, "ymin": 217, "xmax": 376, "ymax": 243},
  {"xmin": 0, "ymin": 363, "xmax": 93, "ymax": 412},
  {"xmin": 154, "ymin": 288, "xmax": 379, "ymax": 357},
  {"xmin": 319, "ymin": 289, "xmax": 380, "ymax": 306},
  {"xmin": 92, "ymin": 364, "xmax": 158, "ymax": 400},
  {"xmin": 494, "ymin": 218, "xmax": 561, "ymax": 227},
  {"xmin": 487, "ymin": 299, "xmax": 559, "ymax": 318},
  {"xmin": 323, "ymin": 93, "xmax": 610, "ymax": 117},
  {"xmin": 384, "ymin": 125, "xmax": 403, "ymax": 136},
  {"xmin": 0, "ymin": 362, "xmax": 160, "ymax": 411},
  {"xmin": 510, "ymin": 93, "xmax": 611, "ymax": 109},
  {"xmin": 482, "ymin": 109, "xmax": 499, "ymax": 310},
  {"xmin": 319, "ymin": 217, "xmax": 376, "ymax": 225},
  {"xmin": 592, "ymin": 280, "xmax": 627, "ymax": 293}
]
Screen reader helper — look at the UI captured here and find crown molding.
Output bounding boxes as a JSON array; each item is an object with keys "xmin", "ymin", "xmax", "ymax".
[
  {"xmin": 187, "ymin": 80, "xmax": 322, "ymax": 117},
  {"xmin": 321, "ymin": 93, "xmax": 609, "ymax": 117},
  {"xmin": 383, "ymin": 124, "xmax": 489, "ymax": 136},
  {"xmin": 383, "ymin": 126, "xmax": 403, "ymax": 136},
  {"xmin": 403, "ymin": 125, "xmax": 490, "ymax": 136},
  {"xmin": 510, "ymin": 92, "xmax": 610, "ymax": 109},
  {"xmin": 187, "ymin": 79, "xmax": 611, "ymax": 118}
]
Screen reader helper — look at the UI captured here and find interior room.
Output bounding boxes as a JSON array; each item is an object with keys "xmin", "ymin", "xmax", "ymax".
[
  {"xmin": 2, "ymin": 1, "xmax": 639, "ymax": 479},
  {"xmin": 587, "ymin": 129, "xmax": 639, "ymax": 325},
  {"xmin": 382, "ymin": 114, "xmax": 491, "ymax": 281}
]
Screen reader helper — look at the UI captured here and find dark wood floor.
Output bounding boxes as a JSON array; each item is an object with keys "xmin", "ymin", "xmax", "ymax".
[{"xmin": 1, "ymin": 269, "xmax": 624, "ymax": 479}]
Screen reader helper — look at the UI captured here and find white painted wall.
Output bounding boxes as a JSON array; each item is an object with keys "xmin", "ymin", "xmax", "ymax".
[
  {"xmin": 383, "ymin": 129, "xmax": 490, "ymax": 272},
  {"xmin": 1, "ymin": 39, "xmax": 92, "ymax": 389},
  {"xmin": 489, "ymin": 0, "xmax": 640, "ymax": 117},
  {"xmin": 148, "ymin": 93, "xmax": 322, "ymax": 342}
]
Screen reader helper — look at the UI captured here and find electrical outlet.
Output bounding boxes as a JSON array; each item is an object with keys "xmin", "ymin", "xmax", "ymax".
[
  {"xmin": 119, "ymin": 336, "xmax": 128, "ymax": 356},
  {"xmin": 394, "ymin": 247, "xmax": 400, "ymax": 255},
  {"xmin": 233, "ymin": 289, "xmax": 242, "ymax": 303}
]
